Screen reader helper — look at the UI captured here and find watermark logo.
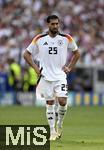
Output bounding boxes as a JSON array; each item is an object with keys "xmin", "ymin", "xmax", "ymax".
[{"xmin": 0, "ymin": 125, "xmax": 50, "ymax": 150}]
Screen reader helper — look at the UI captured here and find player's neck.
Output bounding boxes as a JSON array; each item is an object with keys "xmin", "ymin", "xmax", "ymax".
[{"xmin": 48, "ymin": 31, "xmax": 59, "ymax": 37}]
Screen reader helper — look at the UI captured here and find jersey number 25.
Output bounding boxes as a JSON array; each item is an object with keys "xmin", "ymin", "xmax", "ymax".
[{"xmin": 49, "ymin": 47, "xmax": 57, "ymax": 54}]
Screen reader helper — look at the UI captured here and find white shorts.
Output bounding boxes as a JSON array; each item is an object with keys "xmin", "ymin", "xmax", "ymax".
[{"xmin": 36, "ymin": 77, "xmax": 68, "ymax": 100}]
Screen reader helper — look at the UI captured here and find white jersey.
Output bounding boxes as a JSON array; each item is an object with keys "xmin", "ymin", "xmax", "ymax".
[{"xmin": 26, "ymin": 32, "xmax": 78, "ymax": 81}]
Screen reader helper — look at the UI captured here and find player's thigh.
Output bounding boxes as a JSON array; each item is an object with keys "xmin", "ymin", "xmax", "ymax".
[
  {"xmin": 55, "ymin": 79, "xmax": 68, "ymax": 98},
  {"xmin": 36, "ymin": 78, "xmax": 54, "ymax": 100}
]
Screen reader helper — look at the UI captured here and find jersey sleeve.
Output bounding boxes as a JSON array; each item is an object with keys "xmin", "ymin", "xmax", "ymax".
[
  {"xmin": 66, "ymin": 34, "xmax": 78, "ymax": 51},
  {"xmin": 26, "ymin": 36, "xmax": 39, "ymax": 55}
]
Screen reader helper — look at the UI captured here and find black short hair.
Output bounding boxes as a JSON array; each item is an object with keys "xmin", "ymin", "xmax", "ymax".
[{"xmin": 46, "ymin": 15, "xmax": 59, "ymax": 23}]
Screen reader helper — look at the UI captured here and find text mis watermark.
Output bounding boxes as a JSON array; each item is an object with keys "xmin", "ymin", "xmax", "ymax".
[{"xmin": 0, "ymin": 125, "xmax": 50, "ymax": 150}]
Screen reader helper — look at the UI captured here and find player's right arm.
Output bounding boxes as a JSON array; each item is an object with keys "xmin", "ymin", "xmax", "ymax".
[
  {"xmin": 23, "ymin": 36, "xmax": 40, "ymax": 76},
  {"xmin": 23, "ymin": 51, "xmax": 40, "ymax": 75}
]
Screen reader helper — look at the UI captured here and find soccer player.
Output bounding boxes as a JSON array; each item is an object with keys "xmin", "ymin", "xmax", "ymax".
[{"xmin": 23, "ymin": 15, "xmax": 80, "ymax": 140}]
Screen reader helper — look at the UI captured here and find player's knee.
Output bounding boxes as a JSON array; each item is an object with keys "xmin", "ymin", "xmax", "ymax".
[
  {"xmin": 58, "ymin": 97, "xmax": 67, "ymax": 106},
  {"xmin": 59, "ymin": 102, "xmax": 67, "ymax": 106},
  {"xmin": 46, "ymin": 100, "xmax": 54, "ymax": 105}
]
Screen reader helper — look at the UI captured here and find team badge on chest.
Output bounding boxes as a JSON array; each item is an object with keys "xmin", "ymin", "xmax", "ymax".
[{"xmin": 58, "ymin": 40, "xmax": 63, "ymax": 46}]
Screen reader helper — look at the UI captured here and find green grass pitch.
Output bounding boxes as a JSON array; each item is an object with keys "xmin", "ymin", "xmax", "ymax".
[{"xmin": 0, "ymin": 105, "xmax": 104, "ymax": 150}]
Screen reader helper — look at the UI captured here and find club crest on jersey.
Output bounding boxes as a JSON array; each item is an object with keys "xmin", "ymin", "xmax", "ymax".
[{"xmin": 58, "ymin": 40, "xmax": 63, "ymax": 46}]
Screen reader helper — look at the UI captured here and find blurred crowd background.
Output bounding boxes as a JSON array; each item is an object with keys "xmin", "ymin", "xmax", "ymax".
[{"xmin": 0, "ymin": 0, "xmax": 104, "ymax": 92}]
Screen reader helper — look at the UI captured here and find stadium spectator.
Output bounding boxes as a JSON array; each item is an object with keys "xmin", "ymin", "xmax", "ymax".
[
  {"xmin": 7, "ymin": 58, "xmax": 22, "ymax": 91},
  {"xmin": 22, "ymin": 66, "xmax": 38, "ymax": 92}
]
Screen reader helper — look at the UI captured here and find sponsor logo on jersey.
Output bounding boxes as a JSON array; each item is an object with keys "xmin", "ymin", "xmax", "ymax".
[{"xmin": 43, "ymin": 42, "xmax": 48, "ymax": 45}]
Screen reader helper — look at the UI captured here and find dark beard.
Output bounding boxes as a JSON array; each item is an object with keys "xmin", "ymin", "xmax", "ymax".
[{"xmin": 49, "ymin": 29, "xmax": 58, "ymax": 35}]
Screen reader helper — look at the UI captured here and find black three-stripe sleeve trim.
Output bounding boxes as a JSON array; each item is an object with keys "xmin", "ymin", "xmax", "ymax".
[{"xmin": 58, "ymin": 33, "xmax": 66, "ymax": 37}]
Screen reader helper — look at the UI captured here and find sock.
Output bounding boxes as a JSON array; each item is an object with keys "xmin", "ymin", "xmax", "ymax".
[
  {"xmin": 54, "ymin": 100, "xmax": 58, "ymax": 121},
  {"xmin": 46, "ymin": 104, "xmax": 56, "ymax": 134},
  {"xmin": 57, "ymin": 104, "xmax": 67, "ymax": 128}
]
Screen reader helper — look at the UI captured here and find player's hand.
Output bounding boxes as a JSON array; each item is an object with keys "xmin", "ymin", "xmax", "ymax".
[
  {"xmin": 36, "ymin": 67, "xmax": 43, "ymax": 77},
  {"xmin": 62, "ymin": 65, "xmax": 72, "ymax": 74},
  {"xmin": 33, "ymin": 66, "xmax": 41, "ymax": 76},
  {"xmin": 36, "ymin": 70, "xmax": 41, "ymax": 77}
]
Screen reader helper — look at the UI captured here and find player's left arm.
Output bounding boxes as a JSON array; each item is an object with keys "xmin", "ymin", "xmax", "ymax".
[
  {"xmin": 62, "ymin": 35, "xmax": 80, "ymax": 73},
  {"xmin": 63, "ymin": 50, "xmax": 80, "ymax": 73},
  {"xmin": 68, "ymin": 49, "xmax": 80, "ymax": 71}
]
